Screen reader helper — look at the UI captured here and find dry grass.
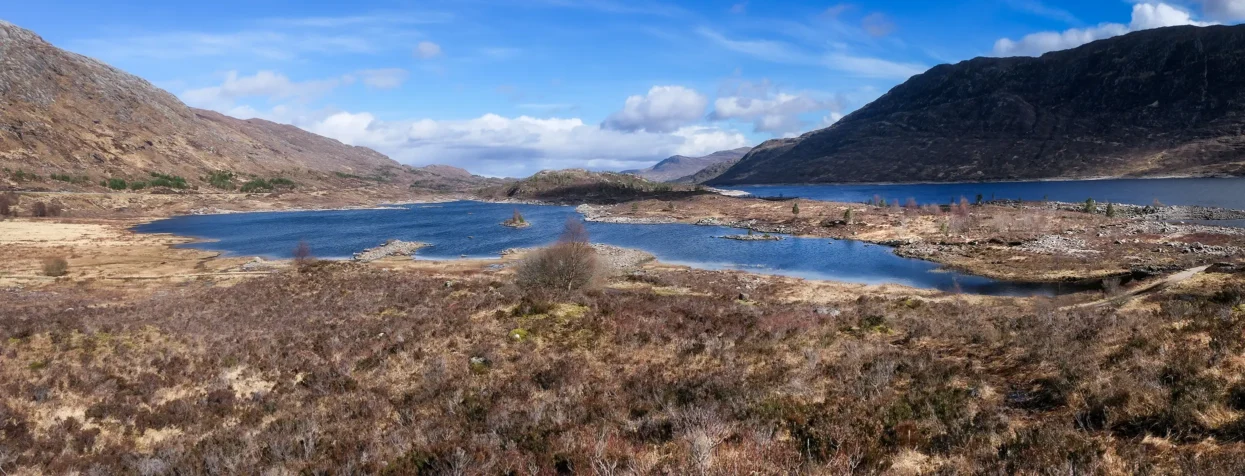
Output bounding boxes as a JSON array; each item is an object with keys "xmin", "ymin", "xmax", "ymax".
[{"xmin": 3, "ymin": 262, "xmax": 1245, "ymax": 473}]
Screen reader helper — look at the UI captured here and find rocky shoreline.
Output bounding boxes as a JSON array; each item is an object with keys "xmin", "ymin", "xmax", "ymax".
[
  {"xmin": 352, "ymin": 240, "xmax": 429, "ymax": 262},
  {"xmin": 577, "ymin": 204, "xmax": 678, "ymax": 224},
  {"xmin": 988, "ymin": 199, "xmax": 1245, "ymax": 221},
  {"xmin": 720, "ymin": 233, "xmax": 782, "ymax": 241}
]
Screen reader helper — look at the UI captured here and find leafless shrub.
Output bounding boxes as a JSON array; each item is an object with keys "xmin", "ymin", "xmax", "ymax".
[
  {"xmin": 30, "ymin": 201, "xmax": 47, "ymax": 217},
  {"xmin": 517, "ymin": 218, "xmax": 600, "ymax": 292},
  {"xmin": 0, "ymin": 192, "xmax": 16, "ymax": 217},
  {"xmin": 293, "ymin": 241, "xmax": 314, "ymax": 267},
  {"xmin": 42, "ymin": 257, "xmax": 68, "ymax": 277}
]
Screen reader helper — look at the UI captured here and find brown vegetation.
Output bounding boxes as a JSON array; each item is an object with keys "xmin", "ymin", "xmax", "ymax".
[
  {"xmin": 4, "ymin": 260, "xmax": 1245, "ymax": 473},
  {"xmin": 0, "ymin": 192, "xmax": 17, "ymax": 217},
  {"xmin": 293, "ymin": 241, "xmax": 315, "ymax": 268},
  {"xmin": 29, "ymin": 201, "xmax": 61, "ymax": 217},
  {"xmin": 40, "ymin": 256, "xmax": 67, "ymax": 277}
]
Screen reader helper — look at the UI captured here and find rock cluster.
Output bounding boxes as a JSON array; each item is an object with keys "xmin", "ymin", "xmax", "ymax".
[
  {"xmin": 720, "ymin": 234, "xmax": 782, "ymax": 241},
  {"xmin": 1019, "ymin": 235, "xmax": 1099, "ymax": 256},
  {"xmin": 352, "ymin": 240, "xmax": 428, "ymax": 262},
  {"xmin": 577, "ymin": 204, "xmax": 678, "ymax": 224}
]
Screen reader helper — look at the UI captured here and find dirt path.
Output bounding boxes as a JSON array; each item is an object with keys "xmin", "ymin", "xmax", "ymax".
[{"xmin": 1063, "ymin": 265, "xmax": 1212, "ymax": 309}]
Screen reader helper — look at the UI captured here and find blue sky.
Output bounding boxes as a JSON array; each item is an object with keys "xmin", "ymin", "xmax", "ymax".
[{"xmin": 3, "ymin": 0, "xmax": 1242, "ymax": 176}]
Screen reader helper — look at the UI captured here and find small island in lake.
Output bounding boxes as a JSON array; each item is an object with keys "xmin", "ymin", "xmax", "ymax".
[
  {"xmin": 721, "ymin": 233, "xmax": 782, "ymax": 241},
  {"xmin": 501, "ymin": 208, "xmax": 531, "ymax": 228}
]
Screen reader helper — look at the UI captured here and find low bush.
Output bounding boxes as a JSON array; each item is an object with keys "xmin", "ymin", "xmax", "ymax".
[
  {"xmin": 11, "ymin": 169, "xmax": 40, "ymax": 182},
  {"xmin": 240, "ymin": 178, "xmax": 296, "ymax": 193},
  {"xmin": 293, "ymin": 241, "xmax": 315, "ymax": 267},
  {"xmin": 205, "ymin": 171, "xmax": 236, "ymax": 190},
  {"xmin": 105, "ymin": 178, "xmax": 127, "ymax": 190},
  {"xmin": 41, "ymin": 257, "xmax": 68, "ymax": 277},
  {"xmin": 147, "ymin": 172, "xmax": 188, "ymax": 189},
  {"xmin": 0, "ymin": 192, "xmax": 16, "ymax": 216},
  {"xmin": 51, "ymin": 173, "xmax": 89, "ymax": 184}
]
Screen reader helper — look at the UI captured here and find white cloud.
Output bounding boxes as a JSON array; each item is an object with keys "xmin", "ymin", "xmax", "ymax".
[
  {"xmin": 415, "ymin": 41, "xmax": 443, "ymax": 59},
  {"xmin": 861, "ymin": 13, "xmax": 895, "ymax": 38},
  {"xmin": 1004, "ymin": 0, "xmax": 1080, "ymax": 24},
  {"xmin": 709, "ymin": 80, "xmax": 842, "ymax": 135},
  {"xmin": 601, "ymin": 86, "xmax": 709, "ymax": 133},
  {"xmin": 697, "ymin": 28, "xmax": 817, "ymax": 65},
  {"xmin": 699, "ymin": 28, "xmax": 927, "ymax": 79},
  {"xmin": 825, "ymin": 52, "xmax": 927, "ymax": 79},
  {"xmin": 181, "ymin": 71, "xmax": 348, "ymax": 110},
  {"xmin": 994, "ymin": 2, "xmax": 1213, "ymax": 57},
  {"xmin": 295, "ymin": 111, "xmax": 747, "ymax": 177},
  {"xmin": 74, "ymin": 12, "xmax": 433, "ymax": 62},
  {"xmin": 356, "ymin": 68, "xmax": 410, "ymax": 89},
  {"xmin": 1199, "ymin": 0, "xmax": 1245, "ymax": 21},
  {"xmin": 74, "ymin": 30, "xmax": 382, "ymax": 61}
]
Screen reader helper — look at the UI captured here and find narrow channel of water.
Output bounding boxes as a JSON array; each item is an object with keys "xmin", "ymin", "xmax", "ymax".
[{"xmin": 133, "ymin": 201, "xmax": 1083, "ymax": 297}]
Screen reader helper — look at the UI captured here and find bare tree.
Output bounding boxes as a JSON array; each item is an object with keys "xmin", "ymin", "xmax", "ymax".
[
  {"xmin": 517, "ymin": 218, "xmax": 600, "ymax": 292},
  {"xmin": 293, "ymin": 241, "xmax": 314, "ymax": 267}
]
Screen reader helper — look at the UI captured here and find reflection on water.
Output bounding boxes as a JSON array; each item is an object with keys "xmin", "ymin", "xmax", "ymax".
[{"xmin": 134, "ymin": 201, "xmax": 1083, "ymax": 296}]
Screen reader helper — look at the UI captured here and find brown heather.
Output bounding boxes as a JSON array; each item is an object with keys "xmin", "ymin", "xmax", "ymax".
[{"xmin": 2, "ymin": 261, "xmax": 1245, "ymax": 474}]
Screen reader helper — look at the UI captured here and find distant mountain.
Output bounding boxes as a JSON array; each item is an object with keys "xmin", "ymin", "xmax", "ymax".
[
  {"xmin": 672, "ymin": 158, "xmax": 744, "ymax": 184},
  {"xmin": 624, "ymin": 147, "xmax": 751, "ymax": 182},
  {"xmin": 478, "ymin": 169, "xmax": 703, "ymax": 204},
  {"xmin": 0, "ymin": 19, "xmax": 495, "ymax": 192},
  {"xmin": 710, "ymin": 25, "xmax": 1245, "ymax": 185},
  {"xmin": 407, "ymin": 164, "xmax": 506, "ymax": 192}
]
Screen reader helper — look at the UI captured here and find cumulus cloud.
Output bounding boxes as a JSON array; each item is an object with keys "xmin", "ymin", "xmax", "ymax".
[
  {"xmin": 355, "ymin": 68, "xmax": 409, "ymax": 89},
  {"xmin": 415, "ymin": 41, "xmax": 442, "ymax": 59},
  {"xmin": 709, "ymin": 80, "xmax": 842, "ymax": 136},
  {"xmin": 601, "ymin": 86, "xmax": 709, "ymax": 133},
  {"xmin": 1199, "ymin": 0, "xmax": 1245, "ymax": 21},
  {"xmin": 994, "ymin": 2, "xmax": 1213, "ymax": 57},
  {"xmin": 297, "ymin": 111, "xmax": 747, "ymax": 177}
]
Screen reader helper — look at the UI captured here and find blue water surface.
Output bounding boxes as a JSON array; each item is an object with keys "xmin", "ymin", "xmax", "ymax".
[
  {"xmin": 133, "ymin": 201, "xmax": 1074, "ymax": 296},
  {"xmin": 726, "ymin": 177, "xmax": 1245, "ymax": 209}
]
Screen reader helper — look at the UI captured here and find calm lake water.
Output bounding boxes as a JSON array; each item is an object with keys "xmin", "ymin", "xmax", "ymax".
[
  {"xmin": 727, "ymin": 177, "xmax": 1245, "ymax": 209},
  {"xmin": 133, "ymin": 201, "xmax": 1073, "ymax": 296}
]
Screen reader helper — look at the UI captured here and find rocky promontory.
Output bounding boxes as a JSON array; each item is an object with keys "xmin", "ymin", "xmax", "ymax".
[{"xmin": 352, "ymin": 240, "xmax": 429, "ymax": 262}]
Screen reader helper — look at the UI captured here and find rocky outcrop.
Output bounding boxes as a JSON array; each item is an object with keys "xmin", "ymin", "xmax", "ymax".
[
  {"xmin": 710, "ymin": 25, "xmax": 1245, "ymax": 185},
  {"xmin": 720, "ymin": 234, "xmax": 782, "ymax": 241},
  {"xmin": 352, "ymin": 240, "xmax": 429, "ymax": 262}
]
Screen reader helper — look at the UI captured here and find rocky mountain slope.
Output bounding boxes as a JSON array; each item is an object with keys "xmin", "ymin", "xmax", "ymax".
[
  {"xmin": 672, "ymin": 155, "xmax": 750, "ymax": 184},
  {"xmin": 710, "ymin": 25, "xmax": 1245, "ymax": 185},
  {"xmin": 623, "ymin": 147, "xmax": 751, "ymax": 182},
  {"xmin": 0, "ymin": 20, "xmax": 492, "ymax": 193}
]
